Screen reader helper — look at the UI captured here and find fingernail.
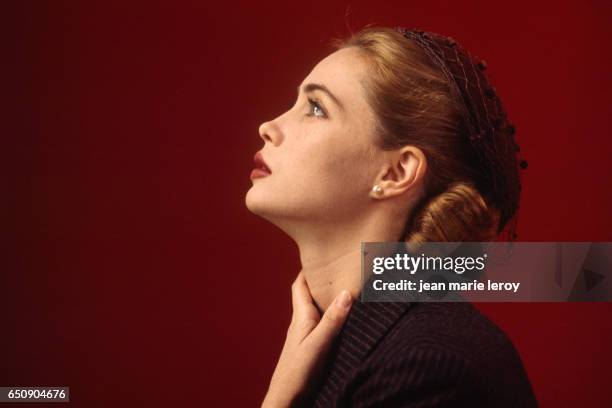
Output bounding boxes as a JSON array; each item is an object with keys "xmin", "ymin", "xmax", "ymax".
[{"xmin": 336, "ymin": 290, "xmax": 352, "ymax": 309}]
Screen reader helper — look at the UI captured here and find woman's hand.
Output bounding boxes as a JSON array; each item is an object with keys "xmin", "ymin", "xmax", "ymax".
[{"xmin": 262, "ymin": 272, "xmax": 354, "ymax": 407}]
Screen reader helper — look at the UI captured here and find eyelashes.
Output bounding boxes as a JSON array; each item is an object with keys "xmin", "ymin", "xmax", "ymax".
[{"xmin": 306, "ymin": 97, "xmax": 327, "ymax": 118}]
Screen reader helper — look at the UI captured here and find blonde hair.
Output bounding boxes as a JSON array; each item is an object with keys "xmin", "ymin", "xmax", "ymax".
[{"xmin": 331, "ymin": 26, "xmax": 503, "ymax": 243}]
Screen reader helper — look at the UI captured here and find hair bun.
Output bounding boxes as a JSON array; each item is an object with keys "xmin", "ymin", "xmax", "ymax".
[{"xmin": 405, "ymin": 181, "xmax": 501, "ymax": 244}]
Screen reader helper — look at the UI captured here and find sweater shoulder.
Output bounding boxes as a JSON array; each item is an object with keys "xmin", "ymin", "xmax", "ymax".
[
  {"xmin": 344, "ymin": 303, "xmax": 538, "ymax": 407},
  {"xmin": 366, "ymin": 302, "xmax": 534, "ymax": 395},
  {"xmin": 381, "ymin": 302, "xmax": 516, "ymax": 358}
]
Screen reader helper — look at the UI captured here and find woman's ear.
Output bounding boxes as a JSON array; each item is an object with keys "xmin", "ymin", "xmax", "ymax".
[{"xmin": 371, "ymin": 146, "xmax": 427, "ymax": 199}]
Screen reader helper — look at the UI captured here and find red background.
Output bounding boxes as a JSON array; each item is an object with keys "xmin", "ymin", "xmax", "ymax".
[{"xmin": 4, "ymin": 1, "xmax": 612, "ymax": 406}]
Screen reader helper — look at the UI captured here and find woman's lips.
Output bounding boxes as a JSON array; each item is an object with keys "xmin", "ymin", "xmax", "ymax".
[
  {"xmin": 251, "ymin": 151, "xmax": 272, "ymax": 179},
  {"xmin": 250, "ymin": 168, "xmax": 271, "ymax": 179}
]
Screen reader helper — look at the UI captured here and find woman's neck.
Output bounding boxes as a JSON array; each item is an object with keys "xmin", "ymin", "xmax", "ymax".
[
  {"xmin": 295, "ymin": 212, "xmax": 405, "ymax": 312},
  {"xmin": 299, "ymin": 244, "xmax": 363, "ymax": 313}
]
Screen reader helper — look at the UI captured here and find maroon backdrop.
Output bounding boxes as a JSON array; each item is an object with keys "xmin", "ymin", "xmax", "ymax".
[{"xmin": 4, "ymin": 1, "xmax": 612, "ymax": 406}]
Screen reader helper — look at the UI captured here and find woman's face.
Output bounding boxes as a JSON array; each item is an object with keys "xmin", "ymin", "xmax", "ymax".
[{"xmin": 245, "ymin": 47, "xmax": 385, "ymax": 226}]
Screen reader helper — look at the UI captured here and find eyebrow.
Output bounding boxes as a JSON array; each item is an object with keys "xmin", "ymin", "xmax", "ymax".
[{"xmin": 297, "ymin": 82, "xmax": 345, "ymax": 111}]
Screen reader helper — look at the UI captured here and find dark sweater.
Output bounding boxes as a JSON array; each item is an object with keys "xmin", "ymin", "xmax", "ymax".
[{"xmin": 307, "ymin": 300, "xmax": 537, "ymax": 407}]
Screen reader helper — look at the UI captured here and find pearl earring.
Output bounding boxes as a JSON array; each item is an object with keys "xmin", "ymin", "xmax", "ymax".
[{"xmin": 372, "ymin": 185, "xmax": 383, "ymax": 195}]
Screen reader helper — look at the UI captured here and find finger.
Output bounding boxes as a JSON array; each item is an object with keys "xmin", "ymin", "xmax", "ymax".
[
  {"xmin": 290, "ymin": 273, "xmax": 322, "ymax": 330},
  {"xmin": 291, "ymin": 272, "xmax": 312, "ymax": 312},
  {"xmin": 306, "ymin": 290, "xmax": 353, "ymax": 351},
  {"xmin": 288, "ymin": 276, "xmax": 320, "ymax": 343}
]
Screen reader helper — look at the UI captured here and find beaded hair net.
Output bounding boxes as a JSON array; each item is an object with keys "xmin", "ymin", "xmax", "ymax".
[{"xmin": 396, "ymin": 27, "xmax": 528, "ymax": 241}]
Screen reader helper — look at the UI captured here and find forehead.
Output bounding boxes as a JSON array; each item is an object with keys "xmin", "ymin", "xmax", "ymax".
[{"xmin": 301, "ymin": 47, "xmax": 371, "ymax": 116}]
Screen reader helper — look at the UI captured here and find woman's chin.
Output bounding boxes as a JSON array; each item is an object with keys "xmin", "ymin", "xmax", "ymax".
[
  {"xmin": 245, "ymin": 190, "xmax": 297, "ymax": 227},
  {"xmin": 245, "ymin": 187, "xmax": 272, "ymax": 216}
]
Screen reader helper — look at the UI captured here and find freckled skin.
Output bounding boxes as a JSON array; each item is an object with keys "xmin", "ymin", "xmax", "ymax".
[{"xmin": 245, "ymin": 47, "xmax": 383, "ymax": 229}]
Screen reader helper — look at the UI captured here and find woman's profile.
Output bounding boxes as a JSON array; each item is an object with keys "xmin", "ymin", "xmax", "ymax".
[{"xmin": 245, "ymin": 25, "xmax": 537, "ymax": 407}]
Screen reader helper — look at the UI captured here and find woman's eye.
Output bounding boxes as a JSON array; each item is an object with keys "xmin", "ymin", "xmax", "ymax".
[{"xmin": 307, "ymin": 98, "xmax": 326, "ymax": 118}]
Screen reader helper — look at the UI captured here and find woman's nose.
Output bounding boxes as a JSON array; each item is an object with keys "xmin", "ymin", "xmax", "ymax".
[{"xmin": 258, "ymin": 120, "xmax": 282, "ymax": 146}]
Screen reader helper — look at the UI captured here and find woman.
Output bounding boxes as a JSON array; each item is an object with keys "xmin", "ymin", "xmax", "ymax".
[{"xmin": 246, "ymin": 25, "xmax": 537, "ymax": 407}]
